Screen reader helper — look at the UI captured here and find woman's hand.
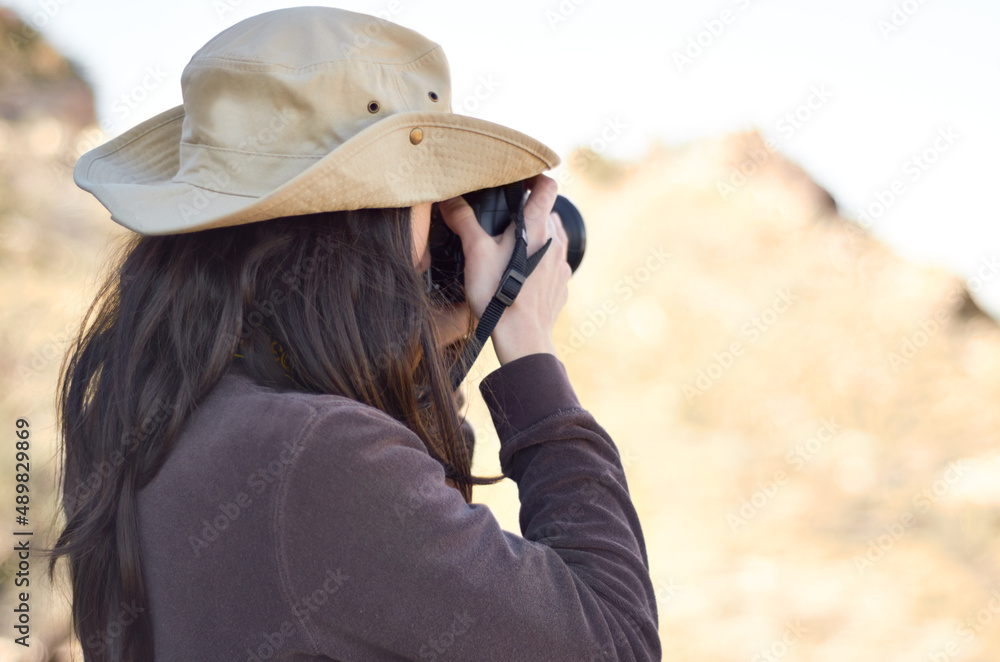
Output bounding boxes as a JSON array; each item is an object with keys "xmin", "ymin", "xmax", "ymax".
[{"xmin": 437, "ymin": 174, "xmax": 571, "ymax": 365}]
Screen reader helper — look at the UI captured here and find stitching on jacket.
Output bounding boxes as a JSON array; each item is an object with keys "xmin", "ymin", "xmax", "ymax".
[
  {"xmin": 271, "ymin": 402, "xmax": 327, "ymax": 655},
  {"xmin": 586, "ymin": 579, "xmax": 662, "ymax": 657},
  {"xmin": 271, "ymin": 398, "xmax": 423, "ymax": 655},
  {"xmin": 502, "ymin": 407, "xmax": 589, "ymax": 447}
]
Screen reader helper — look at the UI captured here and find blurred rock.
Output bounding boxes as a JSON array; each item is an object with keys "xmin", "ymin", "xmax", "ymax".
[{"xmin": 473, "ymin": 129, "xmax": 1000, "ymax": 660}]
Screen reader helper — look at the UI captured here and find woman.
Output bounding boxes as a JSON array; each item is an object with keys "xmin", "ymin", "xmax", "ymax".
[{"xmin": 47, "ymin": 7, "xmax": 659, "ymax": 661}]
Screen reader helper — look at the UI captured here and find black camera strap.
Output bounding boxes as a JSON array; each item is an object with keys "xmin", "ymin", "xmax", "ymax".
[{"xmin": 449, "ymin": 181, "xmax": 552, "ymax": 390}]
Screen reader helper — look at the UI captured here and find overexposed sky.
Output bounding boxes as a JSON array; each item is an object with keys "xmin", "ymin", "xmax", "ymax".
[{"xmin": 7, "ymin": 0, "xmax": 1000, "ymax": 317}]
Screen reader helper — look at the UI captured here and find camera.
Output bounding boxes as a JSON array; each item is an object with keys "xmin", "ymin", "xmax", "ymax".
[{"xmin": 427, "ymin": 180, "xmax": 586, "ymax": 303}]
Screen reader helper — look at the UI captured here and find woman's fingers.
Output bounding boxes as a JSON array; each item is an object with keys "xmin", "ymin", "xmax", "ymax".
[
  {"xmin": 551, "ymin": 212, "xmax": 569, "ymax": 263},
  {"xmin": 435, "ymin": 176, "xmax": 566, "ymax": 325},
  {"xmin": 438, "ymin": 196, "xmax": 484, "ymax": 247},
  {"xmin": 439, "ymin": 175, "xmax": 558, "ymax": 255},
  {"xmin": 521, "ymin": 175, "xmax": 559, "ymax": 251},
  {"xmin": 552, "ymin": 210, "xmax": 567, "ymax": 245}
]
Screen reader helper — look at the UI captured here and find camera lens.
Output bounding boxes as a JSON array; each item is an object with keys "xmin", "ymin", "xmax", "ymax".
[{"xmin": 552, "ymin": 195, "xmax": 585, "ymax": 273}]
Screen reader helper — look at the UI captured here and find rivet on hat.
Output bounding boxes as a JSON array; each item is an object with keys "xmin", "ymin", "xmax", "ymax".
[
  {"xmin": 428, "ymin": 91, "xmax": 439, "ymax": 102},
  {"xmin": 368, "ymin": 100, "xmax": 380, "ymax": 113},
  {"xmin": 409, "ymin": 128, "xmax": 423, "ymax": 145}
]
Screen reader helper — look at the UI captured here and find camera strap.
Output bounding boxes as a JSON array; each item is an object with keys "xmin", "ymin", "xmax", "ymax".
[{"xmin": 449, "ymin": 181, "xmax": 552, "ymax": 390}]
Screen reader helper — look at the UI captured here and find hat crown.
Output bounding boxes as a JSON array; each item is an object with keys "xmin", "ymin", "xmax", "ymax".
[
  {"xmin": 192, "ymin": 7, "xmax": 437, "ymax": 70},
  {"xmin": 174, "ymin": 7, "xmax": 452, "ymax": 196},
  {"xmin": 73, "ymin": 7, "xmax": 559, "ymax": 235}
]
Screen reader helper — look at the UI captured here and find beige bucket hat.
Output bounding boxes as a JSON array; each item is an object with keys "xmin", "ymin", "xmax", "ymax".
[{"xmin": 73, "ymin": 6, "xmax": 561, "ymax": 235}]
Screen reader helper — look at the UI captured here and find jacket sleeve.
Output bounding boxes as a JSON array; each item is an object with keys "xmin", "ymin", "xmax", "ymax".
[{"xmin": 274, "ymin": 352, "xmax": 661, "ymax": 661}]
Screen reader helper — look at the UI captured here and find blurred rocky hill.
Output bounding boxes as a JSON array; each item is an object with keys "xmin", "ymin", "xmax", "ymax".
[
  {"xmin": 4, "ymin": 5, "xmax": 1000, "ymax": 661},
  {"xmin": 0, "ymin": 7, "xmax": 120, "ymax": 661},
  {"xmin": 468, "ymin": 122, "xmax": 1000, "ymax": 661},
  {"xmin": 0, "ymin": 8, "xmax": 93, "ymax": 130}
]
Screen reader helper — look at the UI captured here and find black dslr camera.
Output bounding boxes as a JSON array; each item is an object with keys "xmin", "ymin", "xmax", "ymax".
[{"xmin": 427, "ymin": 181, "xmax": 586, "ymax": 303}]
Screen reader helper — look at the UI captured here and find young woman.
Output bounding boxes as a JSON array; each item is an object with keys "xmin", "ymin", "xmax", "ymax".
[{"xmin": 47, "ymin": 7, "xmax": 659, "ymax": 661}]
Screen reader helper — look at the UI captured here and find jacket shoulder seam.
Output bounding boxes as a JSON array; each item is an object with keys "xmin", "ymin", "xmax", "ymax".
[{"xmin": 269, "ymin": 398, "xmax": 411, "ymax": 653}]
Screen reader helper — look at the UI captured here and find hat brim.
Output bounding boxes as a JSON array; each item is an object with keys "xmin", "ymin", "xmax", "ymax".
[{"xmin": 74, "ymin": 105, "xmax": 561, "ymax": 235}]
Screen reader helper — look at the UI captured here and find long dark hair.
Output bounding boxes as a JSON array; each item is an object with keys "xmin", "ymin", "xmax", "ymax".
[{"xmin": 43, "ymin": 206, "xmax": 502, "ymax": 661}]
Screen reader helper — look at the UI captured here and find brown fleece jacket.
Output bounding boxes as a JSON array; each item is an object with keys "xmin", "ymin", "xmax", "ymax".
[{"xmin": 136, "ymin": 352, "xmax": 660, "ymax": 661}]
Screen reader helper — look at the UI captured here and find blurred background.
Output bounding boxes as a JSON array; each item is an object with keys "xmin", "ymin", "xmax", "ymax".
[{"xmin": 1, "ymin": 0, "xmax": 999, "ymax": 659}]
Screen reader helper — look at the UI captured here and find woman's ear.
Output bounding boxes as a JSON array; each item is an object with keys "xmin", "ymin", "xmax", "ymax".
[{"xmin": 411, "ymin": 202, "xmax": 433, "ymax": 268}]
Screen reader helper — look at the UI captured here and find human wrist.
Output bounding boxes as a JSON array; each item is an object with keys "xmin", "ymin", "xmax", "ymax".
[
  {"xmin": 491, "ymin": 317, "xmax": 557, "ymax": 365},
  {"xmin": 479, "ymin": 352, "xmax": 581, "ymax": 443}
]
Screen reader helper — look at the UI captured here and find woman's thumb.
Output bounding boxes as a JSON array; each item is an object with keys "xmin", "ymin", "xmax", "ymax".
[{"xmin": 438, "ymin": 196, "xmax": 481, "ymax": 244}]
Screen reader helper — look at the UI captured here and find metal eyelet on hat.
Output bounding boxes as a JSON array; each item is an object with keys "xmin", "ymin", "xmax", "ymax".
[
  {"xmin": 409, "ymin": 128, "xmax": 423, "ymax": 145},
  {"xmin": 428, "ymin": 91, "xmax": 439, "ymax": 102},
  {"xmin": 368, "ymin": 100, "xmax": 380, "ymax": 113}
]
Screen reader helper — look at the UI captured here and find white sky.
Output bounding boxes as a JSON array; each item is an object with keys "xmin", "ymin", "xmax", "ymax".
[{"xmin": 8, "ymin": 0, "xmax": 1000, "ymax": 317}]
